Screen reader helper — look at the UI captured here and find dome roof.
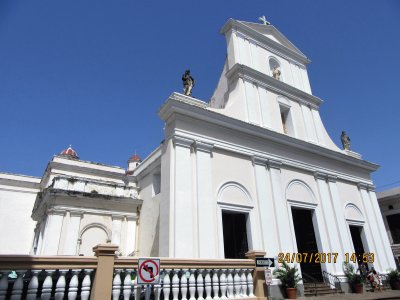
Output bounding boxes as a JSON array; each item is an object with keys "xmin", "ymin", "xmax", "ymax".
[
  {"xmin": 60, "ymin": 145, "xmax": 79, "ymax": 159},
  {"xmin": 128, "ymin": 154, "xmax": 141, "ymax": 162}
]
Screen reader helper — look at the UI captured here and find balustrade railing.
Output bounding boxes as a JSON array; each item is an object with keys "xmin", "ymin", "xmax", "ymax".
[
  {"xmin": 111, "ymin": 258, "xmax": 256, "ymax": 300},
  {"xmin": 0, "ymin": 256, "xmax": 97, "ymax": 299},
  {"xmin": 0, "ymin": 247, "xmax": 261, "ymax": 300}
]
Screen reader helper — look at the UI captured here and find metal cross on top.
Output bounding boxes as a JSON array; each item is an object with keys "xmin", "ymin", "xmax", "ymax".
[{"xmin": 259, "ymin": 15, "xmax": 271, "ymax": 25}]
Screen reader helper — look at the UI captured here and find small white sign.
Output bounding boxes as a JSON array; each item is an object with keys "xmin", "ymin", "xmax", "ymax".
[
  {"xmin": 137, "ymin": 258, "xmax": 160, "ymax": 285},
  {"xmin": 264, "ymin": 268, "xmax": 273, "ymax": 285}
]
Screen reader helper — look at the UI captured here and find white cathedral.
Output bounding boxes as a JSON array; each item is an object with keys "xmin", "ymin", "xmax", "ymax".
[{"xmin": 0, "ymin": 18, "xmax": 396, "ymax": 284}]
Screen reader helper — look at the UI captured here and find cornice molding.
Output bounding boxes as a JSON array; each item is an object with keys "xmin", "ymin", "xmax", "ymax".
[
  {"xmin": 158, "ymin": 95, "xmax": 379, "ymax": 175},
  {"xmin": 194, "ymin": 141, "xmax": 214, "ymax": 153},
  {"xmin": 327, "ymin": 175, "xmax": 338, "ymax": 183},
  {"xmin": 268, "ymin": 159, "xmax": 282, "ymax": 170},
  {"xmin": 172, "ymin": 135, "xmax": 194, "ymax": 149},
  {"xmin": 226, "ymin": 64, "xmax": 322, "ymax": 109},
  {"xmin": 357, "ymin": 183, "xmax": 369, "ymax": 191},
  {"xmin": 314, "ymin": 172, "xmax": 327, "ymax": 181},
  {"xmin": 252, "ymin": 155, "xmax": 268, "ymax": 166}
]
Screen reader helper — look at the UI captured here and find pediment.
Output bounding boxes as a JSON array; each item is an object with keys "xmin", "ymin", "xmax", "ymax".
[{"xmin": 238, "ymin": 21, "xmax": 307, "ymax": 58}]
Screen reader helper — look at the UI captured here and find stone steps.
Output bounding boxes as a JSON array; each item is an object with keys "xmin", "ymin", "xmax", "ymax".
[{"xmin": 304, "ymin": 282, "xmax": 342, "ymax": 297}]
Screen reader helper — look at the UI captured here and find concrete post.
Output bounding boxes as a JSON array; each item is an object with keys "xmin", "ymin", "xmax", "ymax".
[
  {"xmin": 245, "ymin": 250, "xmax": 267, "ymax": 300},
  {"xmin": 90, "ymin": 244, "xmax": 118, "ymax": 300}
]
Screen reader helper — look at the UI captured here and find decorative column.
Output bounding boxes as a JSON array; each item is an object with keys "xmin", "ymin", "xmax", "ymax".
[
  {"xmin": 41, "ymin": 209, "xmax": 65, "ymax": 255},
  {"xmin": 267, "ymin": 160, "xmax": 294, "ymax": 253},
  {"xmin": 125, "ymin": 216, "xmax": 137, "ymax": 256},
  {"xmin": 194, "ymin": 141, "xmax": 216, "ymax": 258},
  {"xmin": 326, "ymin": 175, "xmax": 354, "ymax": 273},
  {"xmin": 112, "ymin": 215, "xmax": 123, "ymax": 251},
  {"xmin": 357, "ymin": 183, "xmax": 381, "ymax": 270},
  {"xmin": 314, "ymin": 172, "xmax": 341, "ymax": 274},
  {"xmin": 253, "ymin": 156, "xmax": 279, "ymax": 256},
  {"xmin": 173, "ymin": 135, "xmax": 195, "ymax": 258},
  {"xmin": 368, "ymin": 187, "xmax": 397, "ymax": 269},
  {"xmin": 63, "ymin": 211, "xmax": 82, "ymax": 255}
]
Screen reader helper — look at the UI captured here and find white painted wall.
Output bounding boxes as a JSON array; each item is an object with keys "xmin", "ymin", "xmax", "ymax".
[{"xmin": 0, "ymin": 174, "xmax": 39, "ymax": 254}]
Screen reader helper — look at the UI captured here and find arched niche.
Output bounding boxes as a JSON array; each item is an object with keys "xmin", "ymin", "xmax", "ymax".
[
  {"xmin": 269, "ymin": 57, "xmax": 282, "ymax": 81},
  {"xmin": 345, "ymin": 203, "xmax": 365, "ymax": 223},
  {"xmin": 286, "ymin": 180, "xmax": 317, "ymax": 206},
  {"xmin": 78, "ymin": 223, "xmax": 111, "ymax": 256},
  {"xmin": 217, "ymin": 181, "xmax": 253, "ymax": 207}
]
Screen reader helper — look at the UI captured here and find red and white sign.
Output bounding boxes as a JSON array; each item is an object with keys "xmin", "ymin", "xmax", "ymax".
[
  {"xmin": 137, "ymin": 258, "xmax": 160, "ymax": 285},
  {"xmin": 264, "ymin": 268, "xmax": 273, "ymax": 285}
]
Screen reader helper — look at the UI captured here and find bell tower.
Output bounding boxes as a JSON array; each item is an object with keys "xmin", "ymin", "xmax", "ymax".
[{"xmin": 209, "ymin": 18, "xmax": 340, "ymax": 152}]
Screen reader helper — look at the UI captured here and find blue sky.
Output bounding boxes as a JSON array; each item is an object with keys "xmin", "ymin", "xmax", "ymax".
[{"xmin": 0, "ymin": 1, "xmax": 399, "ymax": 190}]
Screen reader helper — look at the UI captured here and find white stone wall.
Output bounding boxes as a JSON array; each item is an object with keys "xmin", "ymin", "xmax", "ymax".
[{"xmin": 0, "ymin": 174, "xmax": 40, "ymax": 254}]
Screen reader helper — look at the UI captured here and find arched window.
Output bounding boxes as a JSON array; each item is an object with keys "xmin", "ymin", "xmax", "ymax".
[{"xmin": 269, "ymin": 57, "xmax": 282, "ymax": 81}]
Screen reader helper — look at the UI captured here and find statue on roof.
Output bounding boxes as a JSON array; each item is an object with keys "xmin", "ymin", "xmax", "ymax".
[
  {"xmin": 182, "ymin": 70, "xmax": 195, "ymax": 96},
  {"xmin": 259, "ymin": 16, "xmax": 271, "ymax": 25},
  {"xmin": 341, "ymin": 131, "xmax": 351, "ymax": 150}
]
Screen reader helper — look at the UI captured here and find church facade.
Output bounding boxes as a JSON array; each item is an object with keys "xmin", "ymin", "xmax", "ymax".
[{"xmin": 0, "ymin": 18, "xmax": 396, "ymax": 290}]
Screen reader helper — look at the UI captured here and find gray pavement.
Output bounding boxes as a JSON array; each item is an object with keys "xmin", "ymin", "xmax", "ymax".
[{"xmin": 297, "ymin": 290, "xmax": 400, "ymax": 300}]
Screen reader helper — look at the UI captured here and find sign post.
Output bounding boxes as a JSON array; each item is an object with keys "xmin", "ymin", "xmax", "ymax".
[
  {"xmin": 264, "ymin": 268, "xmax": 273, "ymax": 300},
  {"xmin": 137, "ymin": 258, "xmax": 161, "ymax": 300}
]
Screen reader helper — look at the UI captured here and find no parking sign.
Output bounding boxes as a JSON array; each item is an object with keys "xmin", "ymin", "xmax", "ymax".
[{"xmin": 137, "ymin": 258, "xmax": 160, "ymax": 285}]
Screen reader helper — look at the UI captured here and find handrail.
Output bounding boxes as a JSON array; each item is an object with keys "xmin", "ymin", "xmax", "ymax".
[
  {"xmin": 0, "ymin": 255, "xmax": 98, "ymax": 270},
  {"xmin": 322, "ymin": 270, "xmax": 342, "ymax": 293},
  {"xmin": 302, "ymin": 272, "xmax": 318, "ymax": 296},
  {"xmin": 114, "ymin": 257, "xmax": 255, "ymax": 269}
]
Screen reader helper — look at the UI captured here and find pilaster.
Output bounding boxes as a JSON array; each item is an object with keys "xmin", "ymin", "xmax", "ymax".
[
  {"xmin": 313, "ymin": 172, "xmax": 341, "ymax": 274},
  {"xmin": 267, "ymin": 159, "xmax": 294, "ymax": 253},
  {"xmin": 194, "ymin": 141, "xmax": 217, "ymax": 258},
  {"xmin": 325, "ymin": 176, "xmax": 354, "ymax": 274},
  {"xmin": 173, "ymin": 135, "xmax": 195, "ymax": 258},
  {"xmin": 63, "ymin": 211, "xmax": 83, "ymax": 255},
  {"xmin": 125, "ymin": 216, "xmax": 137, "ymax": 256},
  {"xmin": 111, "ymin": 215, "xmax": 123, "ymax": 250},
  {"xmin": 366, "ymin": 187, "xmax": 396, "ymax": 270},
  {"xmin": 357, "ymin": 183, "xmax": 382, "ymax": 271},
  {"xmin": 41, "ymin": 209, "xmax": 65, "ymax": 255},
  {"xmin": 252, "ymin": 156, "xmax": 279, "ymax": 256}
]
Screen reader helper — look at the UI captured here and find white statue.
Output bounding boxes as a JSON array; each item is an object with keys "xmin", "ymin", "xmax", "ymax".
[{"xmin": 272, "ymin": 67, "xmax": 281, "ymax": 80}]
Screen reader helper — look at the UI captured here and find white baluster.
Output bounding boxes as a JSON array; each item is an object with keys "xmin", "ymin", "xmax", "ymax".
[
  {"xmin": 132, "ymin": 276, "xmax": 138, "ymax": 300},
  {"xmin": 226, "ymin": 270, "xmax": 233, "ymax": 298},
  {"xmin": 233, "ymin": 269, "xmax": 240, "ymax": 298},
  {"xmin": 196, "ymin": 270, "xmax": 204, "ymax": 300},
  {"xmin": 123, "ymin": 270, "xmax": 133, "ymax": 300},
  {"xmin": 54, "ymin": 270, "xmax": 67, "ymax": 300},
  {"xmin": 162, "ymin": 269, "xmax": 171, "ymax": 300},
  {"xmin": 0, "ymin": 271, "xmax": 9, "ymax": 300},
  {"xmin": 112, "ymin": 269, "xmax": 122, "ymax": 300},
  {"xmin": 181, "ymin": 269, "xmax": 188, "ymax": 300},
  {"xmin": 219, "ymin": 270, "xmax": 227, "ymax": 300},
  {"xmin": 26, "ymin": 270, "xmax": 40, "ymax": 300},
  {"xmin": 204, "ymin": 270, "xmax": 212, "ymax": 300},
  {"xmin": 11, "ymin": 270, "xmax": 25, "ymax": 300},
  {"xmin": 41, "ymin": 270, "xmax": 54, "ymax": 300},
  {"xmin": 212, "ymin": 270, "xmax": 219, "ymax": 300},
  {"xmin": 68, "ymin": 269, "xmax": 80, "ymax": 300},
  {"xmin": 188, "ymin": 269, "xmax": 196, "ymax": 300},
  {"xmin": 240, "ymin": 270, "xmax": 247, "ymax": 297},
  {"xmin": 154, "ymin": 271, "xmax": 162, "ymax": 300},
  {"xmin": 246, "ymin": 269, "xmax": 255, "ymax": 297},
  {"xmin": 81, "ymin": 269, "xmax": 93, "ymax": 300},
  {"xmin": 171, "ymin": 269, "xmax": 179, "ymax": 300}
]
